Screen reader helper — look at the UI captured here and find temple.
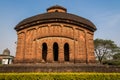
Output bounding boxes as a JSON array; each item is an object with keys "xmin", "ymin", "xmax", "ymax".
[
  {"xmin": 0, "ymin": 48, "xmax": 14, "ymax": 64},
  {"xmin": 14, "ymin": 5, "xmax": 96, "ymax": 63}
]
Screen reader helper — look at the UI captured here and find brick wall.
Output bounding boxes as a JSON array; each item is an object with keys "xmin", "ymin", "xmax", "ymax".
[
  {"xmin": 14, "ymin": 23, "xmax": 95, "ymax": 64},
  {"xmin": 0, "ymin": 64, "xmax": 120, "ymax": 73}
]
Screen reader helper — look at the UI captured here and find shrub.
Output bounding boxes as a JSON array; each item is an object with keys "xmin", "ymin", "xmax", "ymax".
[
  {"xmin": 103, "ymin": 60, "xmax": 120, "ymax": 66},
  {"xmin": 0, "ymin": 73, "xmax": 120, "ymax": 80},
  {"xmin": 0, "ymin": 60, "xmax": 2, "ymax": 64}
]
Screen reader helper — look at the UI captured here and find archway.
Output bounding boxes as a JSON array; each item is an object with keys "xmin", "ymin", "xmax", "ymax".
[
  {"xmin": 42, "ymin": 43, "xmax": 47, "ymax": 61},
  {"xmin": 64, "ymin": 43, "xmax": 69, "ymax": 61},
  {"xmin": 53, "ymin": 42, "xmax": 59, "ymax": 61}
]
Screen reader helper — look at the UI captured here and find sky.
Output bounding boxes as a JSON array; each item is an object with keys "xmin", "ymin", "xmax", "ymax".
[{"xmin": 0, "ymin": 0, "xmax": 120, "ymax": 56}]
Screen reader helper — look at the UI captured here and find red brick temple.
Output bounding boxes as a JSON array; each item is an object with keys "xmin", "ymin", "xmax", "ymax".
[{"xmin": 14, "ymin": 5, "xmax": 96, "ymax": 64}]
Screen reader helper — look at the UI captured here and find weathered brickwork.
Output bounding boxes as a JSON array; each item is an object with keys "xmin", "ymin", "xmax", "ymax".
[
  {"xmin": 14, "ymin": 5, "xmax": 96, "ymax": 64},
  {"xmin": 0, "ymin": 64, "xmax": 120, "ymax": 73}
]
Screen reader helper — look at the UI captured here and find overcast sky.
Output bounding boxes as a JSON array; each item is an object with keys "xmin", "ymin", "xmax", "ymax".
[{"xmin": 0, "ymin": 0, "xmax": 120, "ymax": 56}]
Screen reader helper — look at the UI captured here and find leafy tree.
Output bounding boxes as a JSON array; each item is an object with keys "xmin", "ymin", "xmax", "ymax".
[
  {"xmin": 113, "ymin": 53, "xmax": 120, "ymax": 60},
  {"xmin": 94, "ymin": 38, "xmax": 120, "ymax": 64}
]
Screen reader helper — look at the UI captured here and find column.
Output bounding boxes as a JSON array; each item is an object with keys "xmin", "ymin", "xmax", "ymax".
[
  {"xmin": 59, "ymin": 40, "xmax": 64, "ymax": 62},
  {"xmin": 47, "ymin": 40, "xmax": 53, "ymax": 62},
  {"xmin": 70, "ymin": 27, "xmax": 75, "ymax": 63},
  {"xmin": 36, "ymin": 40, "xmax": 42, "ymax": 63},
  {"xmin": 16, "ymin": 31, "xmax": 25, "ymax": 63}
]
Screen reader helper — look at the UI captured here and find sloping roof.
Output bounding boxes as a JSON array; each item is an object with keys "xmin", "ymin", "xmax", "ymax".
[{"xmin": 15, "ymin": 12, "xmax": 96, "ymax": 31}]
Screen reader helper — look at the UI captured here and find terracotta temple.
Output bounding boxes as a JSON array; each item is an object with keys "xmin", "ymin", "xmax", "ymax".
[{"xmin": 14, "ymin": 5, "xmax": 97, "ymax": 64}]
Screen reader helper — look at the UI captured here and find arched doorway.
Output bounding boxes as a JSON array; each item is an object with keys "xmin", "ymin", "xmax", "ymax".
[
  {"xmin": 53, "ymin": 42, "xmax": 59, "ymax": 61},
  {"xmin": 64, "ymin": 43, "xmax": 69, "ymax": 61},
  {"xmin": 42, "ymin": 43, "xmax": 47, "ymax": 61}
]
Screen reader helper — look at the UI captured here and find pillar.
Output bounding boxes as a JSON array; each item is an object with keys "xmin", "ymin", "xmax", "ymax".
[
  {"xmin": 47, "ymin": 40, "xmax": 53, "ymax": 62},
  {"xmin": 70, "ymin": 27, "xmax": 75, "ymax": 63},
  {"xmin": 58, "ymin": 40, "xmax": 64, "ymax": 62},
  {"xmin": 36, "ymin": 40, "xmax": 42, "ymax": 63}
]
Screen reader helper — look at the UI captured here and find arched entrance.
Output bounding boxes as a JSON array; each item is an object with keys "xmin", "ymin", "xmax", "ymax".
[
  {"xmin": 42, "ymin": 43, "xmax": 47, "ymax": 61},
  {"xmin": 53, "ymin": 42, "xmax": 59, "ymax": 61},
  {"xmin": 64, "ymin": 43, "xmax": 69, "ymax": 61}
]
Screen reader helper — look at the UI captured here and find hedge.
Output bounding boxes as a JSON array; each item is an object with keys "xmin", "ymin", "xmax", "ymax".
[{"xmin": 0, "ymin": 73, "xmax": 120, "ymax": 80}]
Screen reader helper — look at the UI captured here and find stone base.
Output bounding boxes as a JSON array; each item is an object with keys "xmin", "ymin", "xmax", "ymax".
[{"xmin": 0, "ymin": 63, "xmax": 120, "ymax": 73}]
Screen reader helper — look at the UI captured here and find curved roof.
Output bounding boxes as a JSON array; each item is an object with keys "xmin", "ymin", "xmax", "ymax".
[
  {"xmin": 15, "ymin": 10, "xmax": 96, "ymax": 31},
  {"xmin": 3, "ymin": 48, "xmax": 10, "ymax": 55},
  {"xmin": 47, "ymin": 5, "xmax": 67, "ymax": 12}
]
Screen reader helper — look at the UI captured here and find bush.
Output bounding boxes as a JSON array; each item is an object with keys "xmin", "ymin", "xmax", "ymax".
[
  {"xmin": 103, "ymin": 60, "xmax": 120, "ymax": 66},
  {"xmin": 0, "ymin": 60, "xmax": 2, "ymax": 64},
  {"xmin": 0, "ymin": 73, "xmax": 120, "ymax": 80}
]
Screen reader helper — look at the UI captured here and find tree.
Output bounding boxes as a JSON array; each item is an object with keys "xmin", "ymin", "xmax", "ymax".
[
  {"xmin": 113, "ymin": 53, "xmax": 120, "ymax": 60},
  {"xmin": 94, "ymin": 38, "xmax": 120, "ymax": 64}
]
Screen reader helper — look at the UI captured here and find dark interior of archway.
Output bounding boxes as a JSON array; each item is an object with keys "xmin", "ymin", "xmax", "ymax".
[
  {"xmin": 53, "ymin": 43, "xmax": 59, "ymax": 61},
  {"xmin": 64, "ymin": 43, "xmax": 69, "ymax": 61},
  {"xmin": 42, "ymin": 43, "xmax": 47, "ymax": 61},
  {"xmin": 55, "ymin": 10, "xmax": 58, "ymax": 12}
]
